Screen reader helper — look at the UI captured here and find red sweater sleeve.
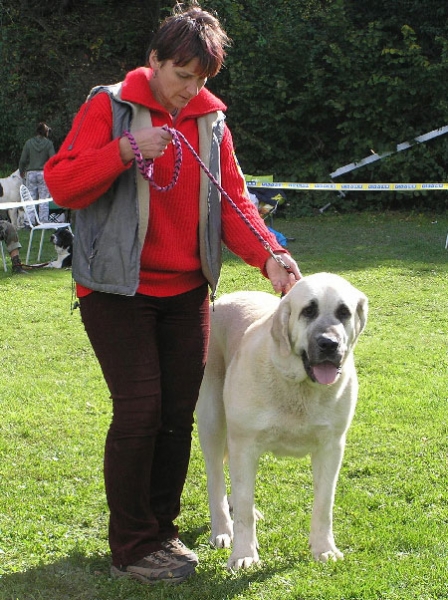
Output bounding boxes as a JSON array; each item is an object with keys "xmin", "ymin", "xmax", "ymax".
[
  {"xmin": 45, "ymin": 92, "xmax": 287, "ymax": 278},
  {"xmin": 44, "ymin": 93, "xmax": 131, "ymax": 209},
  {"xmin": 219, "ymin": 126, "xmax": 288, "ymax": 272}
]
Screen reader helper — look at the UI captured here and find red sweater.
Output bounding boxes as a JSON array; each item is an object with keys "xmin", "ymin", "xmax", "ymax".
[{"xmin": 45, "ymin": 67, "xmax": 287, "ymax": 297}]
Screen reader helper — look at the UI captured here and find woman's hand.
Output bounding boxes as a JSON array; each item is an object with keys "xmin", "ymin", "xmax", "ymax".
[
  {"xmin": 265, "ymin": 254, "xmax": 302, "ymax": 295},
  {"xmin": 119, "ymin": 127, "xmax": 172, "ymax": 164}
]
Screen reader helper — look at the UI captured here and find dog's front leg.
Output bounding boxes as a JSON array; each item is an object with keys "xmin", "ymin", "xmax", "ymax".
[
  {"xmin": 227, "ymin": 442, "xmax": 260, "ymax": 569},
  {"xmin": 309, "ymin": 436, "xmax": 345, "ymax": 562}
]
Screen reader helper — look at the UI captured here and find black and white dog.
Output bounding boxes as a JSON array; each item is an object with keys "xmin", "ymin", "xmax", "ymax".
[{"xmin": 46, "ymin": 227, "xmax": 74, "ymax": 268}]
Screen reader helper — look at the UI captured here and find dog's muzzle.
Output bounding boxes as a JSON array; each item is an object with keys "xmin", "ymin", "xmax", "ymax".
[
  {"xmin": 301, "ymin": 351, "xmax": 342, "ymax": 385},
  {"xmin": 301, "ymin": 333, "xmax": 344, "ymax": 385}
]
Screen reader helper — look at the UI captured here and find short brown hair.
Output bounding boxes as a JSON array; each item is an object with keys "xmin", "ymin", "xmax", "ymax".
[
  {"xmin": 36, "ymin": 122, "xmax": 50, "ymax": 137},
  {"xmin": 147, "ymin": 2, "xmax": 231, "ymax": 78}
]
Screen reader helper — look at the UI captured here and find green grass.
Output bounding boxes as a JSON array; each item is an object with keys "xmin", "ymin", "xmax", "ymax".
[{"xmin": 1, "ymin": 212, "xmax": 448, "ymax": 599}]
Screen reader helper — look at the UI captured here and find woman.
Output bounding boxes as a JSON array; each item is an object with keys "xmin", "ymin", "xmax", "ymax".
[
  {"xmin": 19, "ymin": 122, "xmax": 55, "ymax": 223},
  {"xmin": 45, "ymin": 1, "xmax": 301, "ymax": 586}
]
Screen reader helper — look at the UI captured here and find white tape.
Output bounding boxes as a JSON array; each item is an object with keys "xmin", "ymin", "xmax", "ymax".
[
  {"xmin": 0, "ymin": 198, "xmax": 51, "ymax": 210},
  {"xmin": 329, "ymin": 125, "xmax": 448, "ymax": 179},
  {"xmin": 245, "ymin": 181, "xmax": 448, "ymax": 191}
]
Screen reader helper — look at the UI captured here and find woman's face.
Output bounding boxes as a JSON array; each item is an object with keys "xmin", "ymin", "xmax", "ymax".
[{"xmin": 149, "ymin": 50, "xmax": 207, "ymax": 113}]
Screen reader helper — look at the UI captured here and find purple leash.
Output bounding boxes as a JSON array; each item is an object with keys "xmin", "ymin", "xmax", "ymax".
[
  {"xmin": 123, "ymin": 127, "xmax": 293, "ymax": 272},
  {"xmin": 123, "ymin": 129, "xmax": 182, "ymax": 192}
]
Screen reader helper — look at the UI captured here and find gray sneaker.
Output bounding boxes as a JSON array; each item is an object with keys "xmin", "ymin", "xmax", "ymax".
[
  {"xmin": 110, "ymin": 549, "xmax": 195, "ymax": 584},
  {"xmin": 161, "ymin": 538, "xmax": 199, "ymax": 566}
]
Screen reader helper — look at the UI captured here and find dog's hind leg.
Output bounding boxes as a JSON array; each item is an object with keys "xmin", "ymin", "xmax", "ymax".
[{"xmin": 196, "ymin": 356, "xmax": 233, "ymax": 548}]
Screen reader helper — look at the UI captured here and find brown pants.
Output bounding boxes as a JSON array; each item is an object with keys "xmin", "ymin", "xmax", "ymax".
[{"xmin": 79, "ymin": 284, "xmax": 210, "ymax": 567}]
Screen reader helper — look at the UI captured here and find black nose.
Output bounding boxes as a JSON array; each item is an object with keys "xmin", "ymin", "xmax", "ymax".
[{"xmin": 317, "ymin": 335, "xmax": 339, "ymax": 353}]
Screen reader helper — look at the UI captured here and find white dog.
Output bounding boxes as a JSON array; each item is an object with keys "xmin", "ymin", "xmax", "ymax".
[
  {"xmin": 196, "ymin": 273, "xmax": 368, "ymax": 570},
  {"xmin": 0, "ymin": 169, "xmax": 25, "ymax": 229}
]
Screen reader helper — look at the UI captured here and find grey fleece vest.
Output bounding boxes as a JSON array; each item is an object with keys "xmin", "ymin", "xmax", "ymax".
[{"xmin": 71, "ymin": 82, "xmax": 225, "ymax": 298}]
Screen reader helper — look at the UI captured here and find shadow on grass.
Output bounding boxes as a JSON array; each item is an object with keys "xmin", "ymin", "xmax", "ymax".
[
  {"xmin": 1, "ymin": 528, "xmax": 294, "ymax": 600},
  {"xmin": 1, "ymin": 552, "xmax": 112, "ymax": 600}
]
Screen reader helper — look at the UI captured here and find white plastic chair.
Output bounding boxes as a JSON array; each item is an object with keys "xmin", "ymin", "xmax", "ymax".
[
  {"xmin": 20, "ymin": 184, "xmax": 73, "ymax": 264},
  {"xmin": 0, "ymin": 241, "xmax": 7, "ymax": 272}
]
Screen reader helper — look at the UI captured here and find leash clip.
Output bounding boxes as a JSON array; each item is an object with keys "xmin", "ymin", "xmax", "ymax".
[{"xmin": 265, "ymin": 245, "xmax": 294, "ymax": 273}]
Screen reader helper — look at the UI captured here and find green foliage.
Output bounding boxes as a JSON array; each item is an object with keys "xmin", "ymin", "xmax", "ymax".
[
  {"xmin": 0, "ymin": 0, "xmax": 172, "ymax": 155},
  {"xmin": 204, "ymin": 0, "xmax": 448, "ymax": 213},
  {"xmin": 0, "ymin": 0, "xmax": 447, "ymax": 211}
]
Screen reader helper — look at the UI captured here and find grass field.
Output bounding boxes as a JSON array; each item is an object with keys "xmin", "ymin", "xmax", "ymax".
[{"xmin": 0, "ymin": 211, "xmax": 447, "ymax": 599}]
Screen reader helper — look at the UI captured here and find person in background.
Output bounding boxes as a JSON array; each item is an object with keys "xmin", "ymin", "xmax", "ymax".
[
  {"xmin": 0, "ymin": 220, "xmax": 27, "ymax": 274},
  {"xmin": 19, "ymin": 122, "xmax": 55, "ymax": 223},
  {"xmin": 44, "ymin": 1, "xmax": 301, "ymax": 586}
]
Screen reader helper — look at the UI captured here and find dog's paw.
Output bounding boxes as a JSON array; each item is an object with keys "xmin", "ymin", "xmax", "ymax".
[
  {"xmin": 313, "ymin": 547, "xmax": 344, "ymax": 562},
  {"xmin": 227, "ymin": 551, "xmax": 259, "ymax": 570},
  {"xmin": 310, "ymin": 533, "xmax": 344, "ymax": 562},
  {"xmin": 211, "ymin": 533, "xmax": 232, "ymax": 549}
]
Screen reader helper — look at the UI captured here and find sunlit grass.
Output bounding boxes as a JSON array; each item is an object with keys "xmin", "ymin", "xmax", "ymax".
[{"xmin": 0, "ymin": 212, "xmax": 447, "ymax": 599}]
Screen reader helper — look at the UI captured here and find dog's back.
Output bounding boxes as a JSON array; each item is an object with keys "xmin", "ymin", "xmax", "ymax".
[
  {"xmin": 196, "ymin": 291, "xmax": 279, "ymax": 497},
  {"xmin": 207, "ymin": 291, "xmax": 279, "ymax": 372}
]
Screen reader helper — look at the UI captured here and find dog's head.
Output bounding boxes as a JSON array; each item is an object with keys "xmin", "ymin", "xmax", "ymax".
[
  {"xmin": 271, "ymin": 272, "xmax": 368, "ymax": 385},
  {"xmin": 50, "ymin": 227, "xmax": 74, "ymax": 250}
]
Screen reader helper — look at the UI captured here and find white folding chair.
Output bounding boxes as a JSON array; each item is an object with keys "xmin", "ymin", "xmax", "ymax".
[
  {"xmin": 20, "ymin": 185, "xmax": 73, "ymax": 264},
  {"xmin": 0, "ymin": 240, "xmax": 7, "ymax": 272}
]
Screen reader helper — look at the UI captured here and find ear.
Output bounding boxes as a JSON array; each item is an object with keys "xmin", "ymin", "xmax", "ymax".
[
  {"xmin": 271, "ymin": 298, "xmax": 292, "ymax": 357},
  {"xmin": 148, "ymin": 50, "xmax": 159, "ymax": 69},
  {"xmin": 355, "ymin": 293, "xmax": 368, "ymax": 337}
]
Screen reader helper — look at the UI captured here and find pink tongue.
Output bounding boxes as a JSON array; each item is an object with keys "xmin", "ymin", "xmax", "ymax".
[{"xmin": 312, "ymin": 362, "xmax": 339, "ymax": 385}]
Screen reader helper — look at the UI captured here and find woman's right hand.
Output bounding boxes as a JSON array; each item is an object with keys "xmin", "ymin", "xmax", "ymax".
[{"xmin": 119, "ymin": 127, "xmax": 172, "ymax": 164}]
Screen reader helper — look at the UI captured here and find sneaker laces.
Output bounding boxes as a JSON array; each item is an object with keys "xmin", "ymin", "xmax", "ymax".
[{"xmin": 140, "ymin": 549, "xmax": 180, "ymax": 566}]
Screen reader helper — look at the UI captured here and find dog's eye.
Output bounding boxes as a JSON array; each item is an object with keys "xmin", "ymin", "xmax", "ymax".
[
  {"xmin": 301, "ymin": 301, "xmax": 318, "ymax": 319},
  {"xmin": 336, "ymin": 304, "xmax": 351, "ymax": 321}
]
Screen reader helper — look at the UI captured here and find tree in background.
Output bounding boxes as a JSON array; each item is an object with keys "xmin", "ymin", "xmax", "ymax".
[
  {"xmin": 0, "ymin": 0, "xmax": 171, "ymax": 158},
  {"xmin": 203, "ymin": 0, "xmax": 448, "ymax": 207},
  {"xmin": 1, "ymin": 0, "xmax": 447, "ymax": 211}
]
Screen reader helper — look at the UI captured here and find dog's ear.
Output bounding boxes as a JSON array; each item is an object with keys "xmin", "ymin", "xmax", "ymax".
[
  {"xmin": 355, "ymin": 293, "xmax": 368, "ymax": 337},
  {"xmin": 271, "ymin": 298, "xmax": 292, "ymax": 357}
]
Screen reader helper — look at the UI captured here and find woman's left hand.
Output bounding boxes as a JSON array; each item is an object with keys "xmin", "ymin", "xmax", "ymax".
[{"xmin": 266, "ymin": 254, "xmax": 302, "ymax": 295}]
